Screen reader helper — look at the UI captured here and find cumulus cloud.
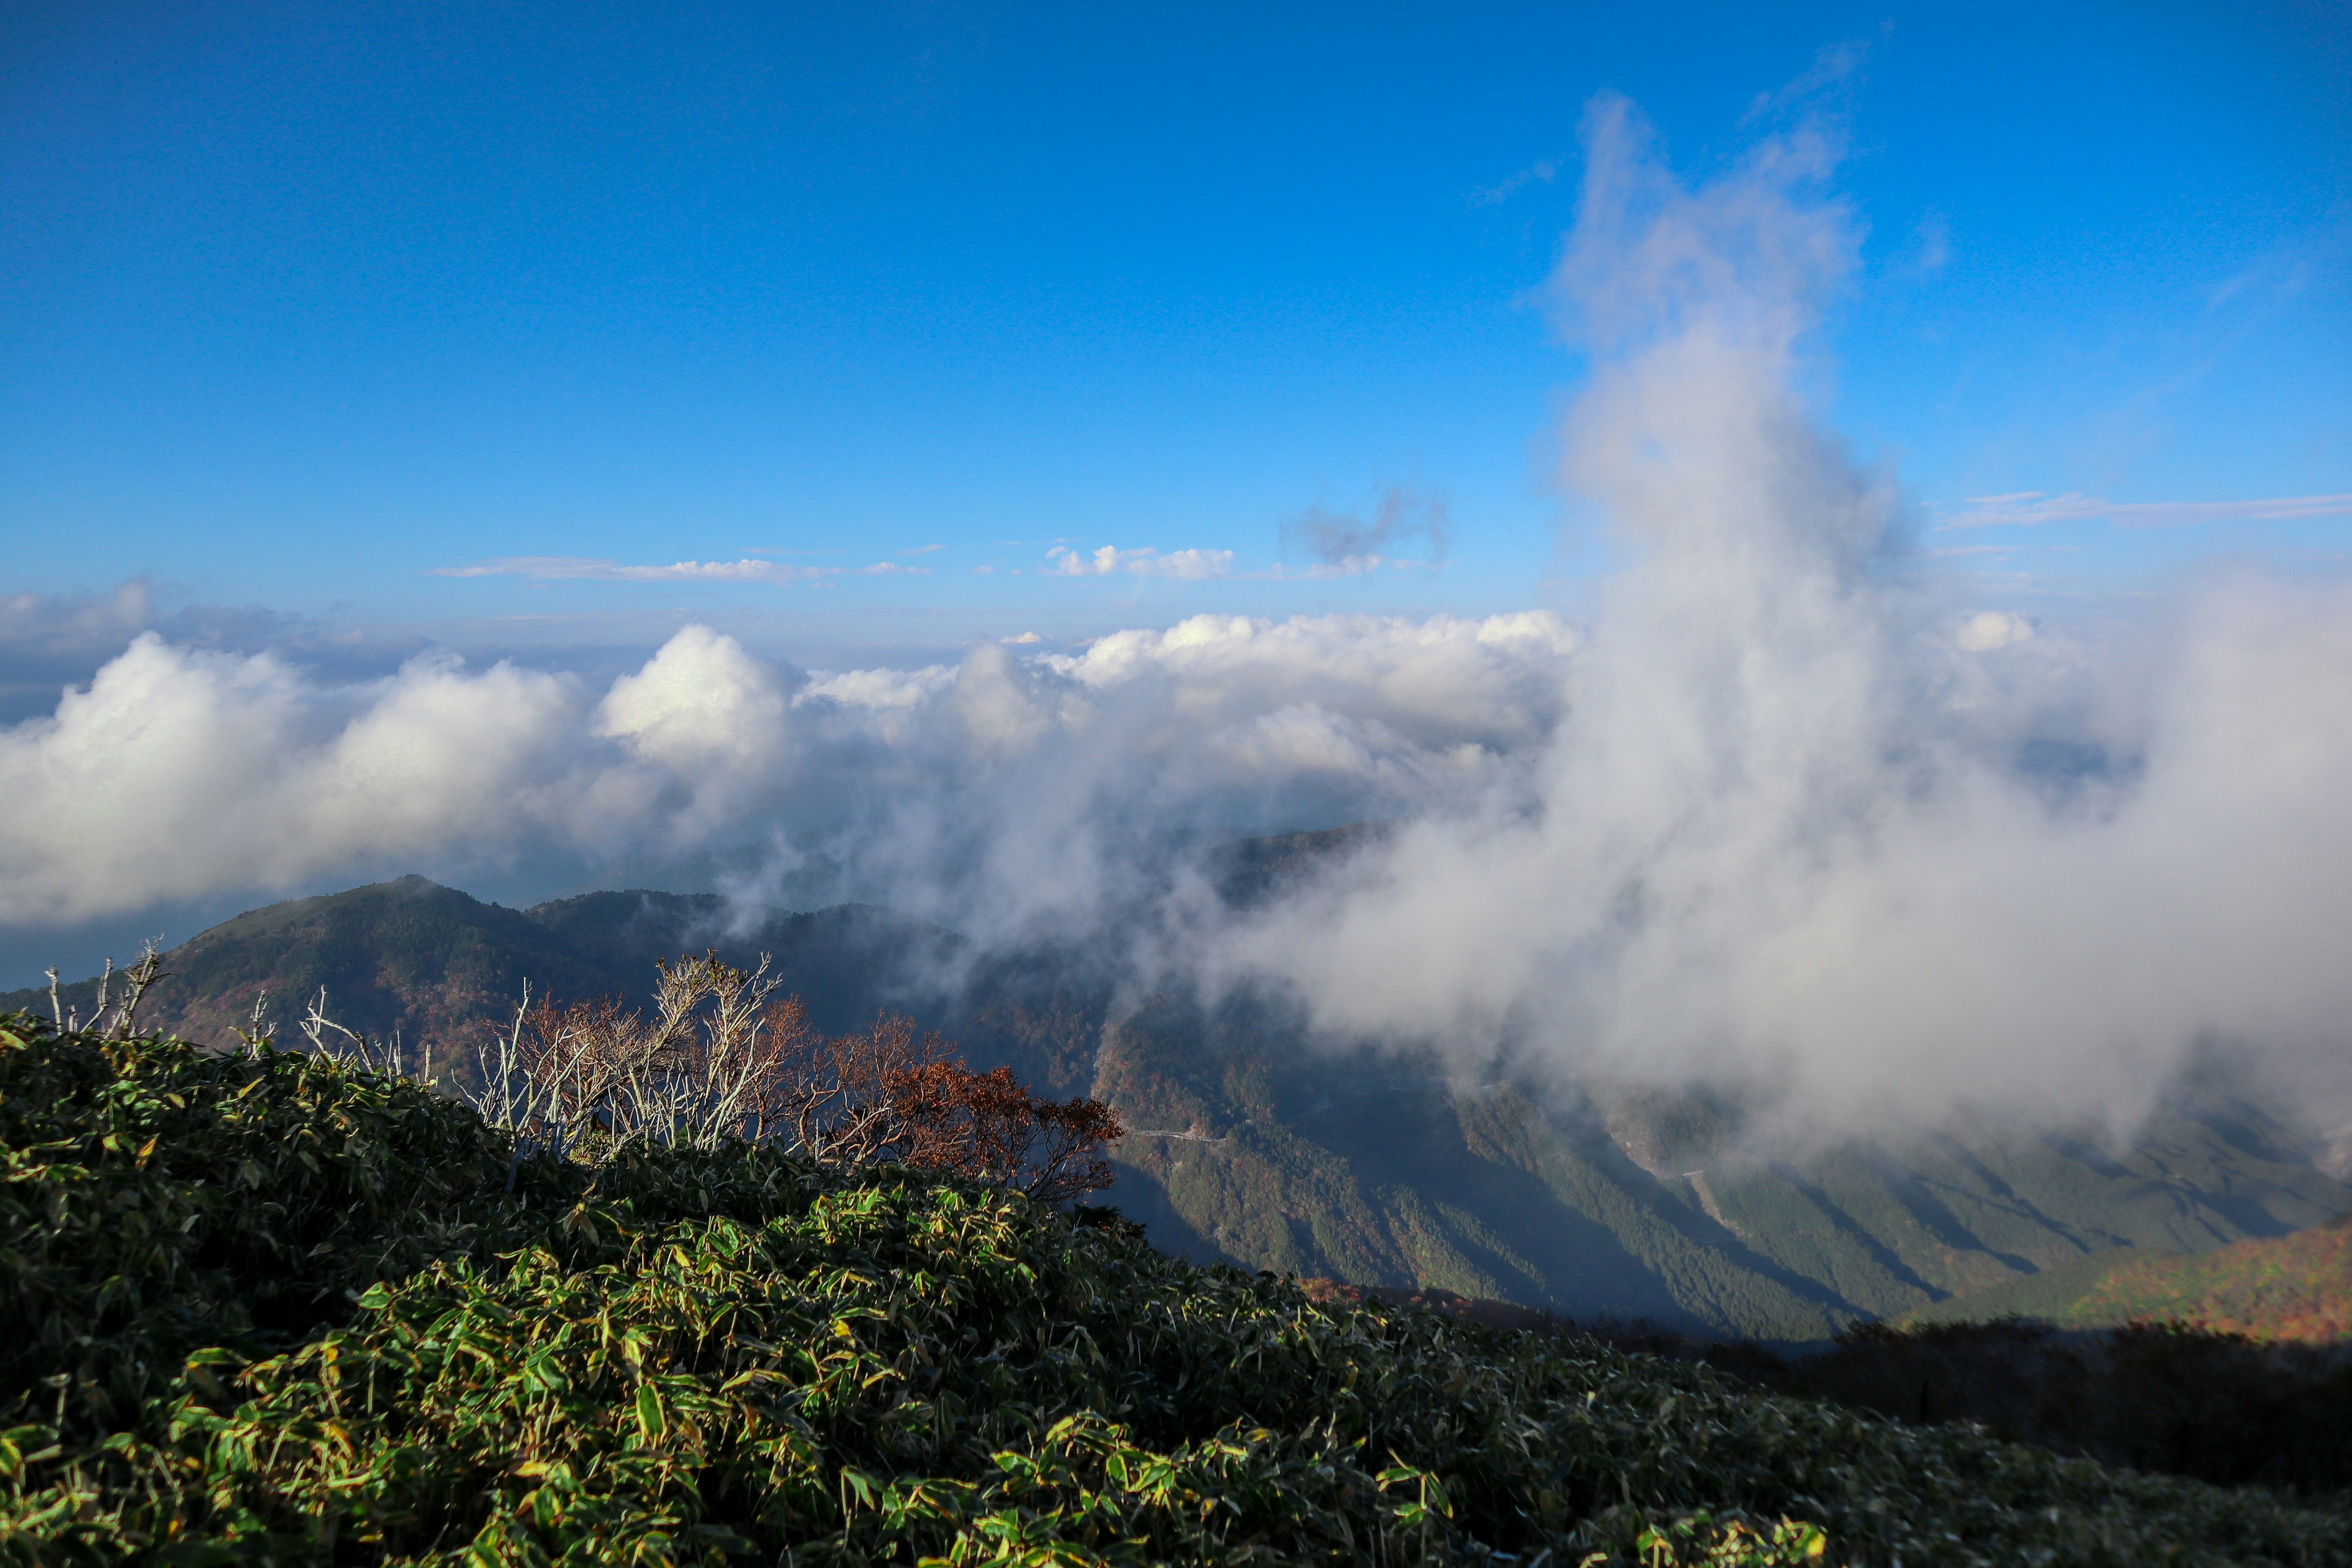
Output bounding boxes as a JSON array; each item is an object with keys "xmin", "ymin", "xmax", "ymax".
[
  {"xmin": 1046, "ymin": 545, "xmax": 1236, "ymax": 579},
  {"xmin": 598, "ymin": 626, "xmax": 795, "ymax": 837},
  {"xmin": 1955, "ymin": 610, "xmax": 2035, "ymax": 651},
  {"xmin": 0, "ymin": 611, "xmax": 1574, "ymax": 931},
  {"xmin": 0, "ymin": 637, "xmax": 597, "ymax": 919}
]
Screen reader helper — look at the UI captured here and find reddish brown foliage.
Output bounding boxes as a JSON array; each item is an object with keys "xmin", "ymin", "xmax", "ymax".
[
  {"xmin": 2072, "ymin": 1214, "xmax": 2352, "ymax": 1343},
  {"xmin": 888, "ymin": 1060, "xmax": 1126, "ymax": 1205},
  {"xmin": 482, "ymin": 960, "xmax": 1122, "ymax": 1202},
  {"xmin": 779, "ymin": 1012, "xmax": 955, "ymax": 1167}
]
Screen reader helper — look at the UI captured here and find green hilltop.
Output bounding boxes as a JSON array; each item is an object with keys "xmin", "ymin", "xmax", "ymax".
[{"xmin": 7, "ymin": 1017, "xmax": 2351, "ymax": 1566}]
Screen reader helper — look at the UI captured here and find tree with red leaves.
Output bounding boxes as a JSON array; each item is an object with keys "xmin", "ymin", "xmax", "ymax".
[
  {"xmin": 473, "ymin": 959, "xmax": 1124, "ymax": 1204},
  {"xmin": 886, "ymin": 1060, "xmax": 1125, "ymax": 1205}
]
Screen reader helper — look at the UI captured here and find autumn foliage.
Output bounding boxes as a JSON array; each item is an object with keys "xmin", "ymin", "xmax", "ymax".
[
  {"xmin": 888, "ymin": 1058, "xmax": 1123, "ymax": 1204},
  {"xmin": 473, "ymin": 954, "xmax": 1122, "ymax": 1202}
]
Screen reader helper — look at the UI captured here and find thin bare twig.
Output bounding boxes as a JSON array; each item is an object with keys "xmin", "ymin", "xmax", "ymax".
[
  {"xmin": 235, "ymin": 989, "xmax": 275, "ymax": 1057},
  {"xmin": 104, "ymin": 938, "xmax": 168, "ymax": 1040}
]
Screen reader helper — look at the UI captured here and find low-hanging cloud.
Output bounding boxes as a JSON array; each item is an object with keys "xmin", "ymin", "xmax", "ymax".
[
  {"xmin": 0, "ymin": 608, "xmax": 1575, "ymax": 931},
  {"xmin": 4, "ymin": 88, "xmax": 2347, "ymax": 1138},
  {"xmin": 1197, "ymin": 92, "xmax": 2352, "ymax": 1133}
]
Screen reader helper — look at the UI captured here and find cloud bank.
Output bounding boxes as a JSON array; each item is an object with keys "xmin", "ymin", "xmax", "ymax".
[
  {"xmin": 4, "ymin": 90, "xmax": 2348, "ymax": 1136},
  {"xmin": 0, "ymin": 609, "xmax": 1574, "ymax": 933}
]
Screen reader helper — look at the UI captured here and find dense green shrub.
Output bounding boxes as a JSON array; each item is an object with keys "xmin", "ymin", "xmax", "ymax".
[{"xmin": 4, "ymin": 1016, "xmax": 2350, "ymax": 1566}]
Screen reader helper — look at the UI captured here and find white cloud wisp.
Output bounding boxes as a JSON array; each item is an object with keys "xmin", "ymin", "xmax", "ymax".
[
  {"xmin": 432, "ymin": 556, "xmax": 835, "ymax": 584},
  {"xmin": 1940, "ymin": 491, "xmax": 2352, "ymax": 530}
]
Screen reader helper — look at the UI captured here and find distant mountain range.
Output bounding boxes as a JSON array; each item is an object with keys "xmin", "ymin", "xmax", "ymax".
[{"xmin": 12, "ymin": 846, "xmax": 2350, "ymax": 1345}]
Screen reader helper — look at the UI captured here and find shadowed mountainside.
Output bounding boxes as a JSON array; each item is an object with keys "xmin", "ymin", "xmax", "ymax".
[
  {"xmin": 1093, "ymin": 986, "xmax": 2352, "ymax": 1341},
  {"xmin": 13, "ymin": 876, "xmax": 967, "ymax": 1065}
]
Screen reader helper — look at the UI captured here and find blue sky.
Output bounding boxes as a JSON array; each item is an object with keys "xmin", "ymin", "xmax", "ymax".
[{"xmin": 4, "ymin": 0, "xmax": 2348, "ymax": 666}]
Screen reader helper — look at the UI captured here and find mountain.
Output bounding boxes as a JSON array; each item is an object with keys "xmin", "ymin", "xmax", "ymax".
[
  {"xmin": 12, "ymin": 862, "xmax": 2351, "ymax": 1344},
  {"xmin": 1905, "ymin": 1213, "xmax": 2352, "ymax": 1341},
  {"xmin": 8, "ymin": 875, "xmax": 1014, "ymax": 1077},
  {"xmin": 1095, "ymin": 989, "xmax": 2352, "ymax": 1341},
  {"xmin": 2070, "ymin": 1216, "xmax": 2352, "ymax": 1339}
]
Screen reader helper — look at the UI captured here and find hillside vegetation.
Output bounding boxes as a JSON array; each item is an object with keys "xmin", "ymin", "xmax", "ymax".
[
  {"xmin": 1902, "ymin": 1218, "xmax": 2352, "ymax": 1343},
  {"xmin": 1716, "ymin": 1317, "xmax": 2352, "ymax": 1498},
  {"xmin": 6, "ymin": 1018, "xmax": 2352, "ymax": 1565},
  {"xmin": 12, "ymin": 872, "xmax": 2351, "ymax": 1344},
  {"xmin": 2070, "ymin": 1219, "xmax": 2352, "ymax": 1341},
  {"xmin": 1295, "ymin": 1285, "xmax": 2352, "ymax": 1497}
]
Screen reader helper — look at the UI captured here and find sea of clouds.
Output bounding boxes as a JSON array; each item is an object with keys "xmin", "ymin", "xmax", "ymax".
[{"xmin": 4, "ymin": 92, "xmax": 2348, "ymax": 1133}]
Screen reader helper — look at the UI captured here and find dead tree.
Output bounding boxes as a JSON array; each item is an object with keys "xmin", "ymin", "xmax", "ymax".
[{"xmin": 462, "ymin": 962, "xmax": 1125, "ymax": 1204}]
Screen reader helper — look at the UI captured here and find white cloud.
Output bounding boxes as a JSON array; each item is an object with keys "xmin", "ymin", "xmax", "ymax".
[
  {"xmin": 1955, "ymin": 610, "xmax": 2035, "ymax": 650},
  {"xmin": 1046, "ymin": 545, "xmax": 1236, "ymax": 579},
  {"xmin": 0, "ymin": 608, "xmax": 1575, "ymax": 931},
  {"xmin": 1191, "ymin": 90, "xmax": 2352, "ymax": 1136},
  {"xmin": 598, "ymin": 627, "xmax": 794, "ymax": 837},
  {"xmin": 797, "ymin": 665, "xmax": 955, "ymax": 711},
  {"xmin": 1939, "ymin": 491, "xmax": 2352, "ymax": 530},
  {"xmin": 432, "ymin": 556, "xmax": 833, "ymax": 583},
  {"xmin": 0, "ymin": 637, "xmax": 600, "ymax": 919}
]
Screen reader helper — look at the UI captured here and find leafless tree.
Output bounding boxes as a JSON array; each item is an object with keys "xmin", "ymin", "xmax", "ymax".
[
  {"xmin": 41, "ymin": 938, "xmax": 168, "ymax": 1038},
  {"xmin": 464, "ymin": 954, "xmax": 804, "ymax": 1162}
]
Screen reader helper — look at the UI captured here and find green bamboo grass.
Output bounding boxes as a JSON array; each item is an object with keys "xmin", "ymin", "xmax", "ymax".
[{"xmin": 3, "ymin": 1017, "xmax": 2346, "ymax": 1566}]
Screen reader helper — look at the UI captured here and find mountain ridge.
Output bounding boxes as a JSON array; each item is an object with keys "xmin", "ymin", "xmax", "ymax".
[{"xmin": 11, "ymin": 865, "xmax": 2348, "ymax": 1344}]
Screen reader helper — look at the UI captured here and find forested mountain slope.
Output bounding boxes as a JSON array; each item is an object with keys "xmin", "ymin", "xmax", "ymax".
[
  {"xmin": 1096, "ymin": 990, "xmax": 2351, "ymax": 1341},
  {"xmin": 12, "ymin": 864, "xmax": 2348, "ymax": 1344},
  {"xmin": 1905, "ymin": 1213, "xmax": 2352, "ymax": 1341}
]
